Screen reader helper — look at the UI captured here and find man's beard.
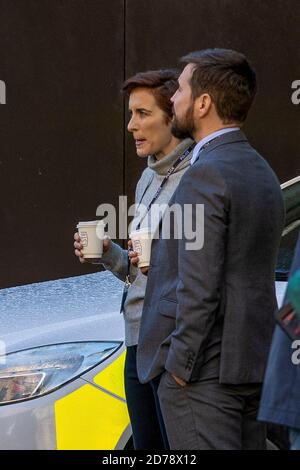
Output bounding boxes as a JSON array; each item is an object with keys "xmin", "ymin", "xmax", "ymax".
[{"xmin": 171, "ymin": 103, "xmax": 195, "ymax": 139}]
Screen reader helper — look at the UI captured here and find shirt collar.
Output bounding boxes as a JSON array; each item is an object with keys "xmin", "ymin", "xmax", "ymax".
[{"xmin": 190, "ymin": 127, "xmax": 240, "ymax": 165}]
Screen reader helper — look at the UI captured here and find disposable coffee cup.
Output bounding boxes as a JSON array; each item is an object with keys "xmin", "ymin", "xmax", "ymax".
[
  {"xmin": 77, "ymin": 220, "xmax": 105, "ymax": 258},
  {"xmin": 129, "ymin": 227, "xmax": 153, "ymax": 268}
]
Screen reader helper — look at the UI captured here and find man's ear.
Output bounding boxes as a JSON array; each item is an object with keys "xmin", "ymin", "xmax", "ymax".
[{"xmin": 194, "ymin": 93, "xmax": 212, "ymax": 119}]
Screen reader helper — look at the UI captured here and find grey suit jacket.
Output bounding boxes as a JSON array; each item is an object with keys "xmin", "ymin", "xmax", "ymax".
[{"xmin": 137, "ymin": 130, "xmax": 285, "ymax": 385}]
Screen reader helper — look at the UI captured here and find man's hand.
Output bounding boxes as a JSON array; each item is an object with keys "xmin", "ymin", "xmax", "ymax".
[{"xmin": 171, "ymin": 374, "xmax": 187, "ymax": 387}]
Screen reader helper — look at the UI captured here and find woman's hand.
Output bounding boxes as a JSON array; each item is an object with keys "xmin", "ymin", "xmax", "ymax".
[
  {"xmin": 128, "ymin": 239, "xmax": 139, "ymax": 266},
  {"xmin": 128, "ymin": 240, "xmax": 149, "ymax": 275},
  {"xmin": 74, "ymin": 232, "xmax": 111, "ymax": 264},
  {"xmin": 74, "ymin": 232, "xmax": 86, "ymax": 263}
]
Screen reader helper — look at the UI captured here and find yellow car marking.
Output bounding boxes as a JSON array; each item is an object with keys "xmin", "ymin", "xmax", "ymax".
[
  {"xmin": 93, "ymin": 351, "xmax": 126, "ymax": 400},
  {"xmin": 55, "ymin": 351, "xmax": 129, "ymax": 449}
]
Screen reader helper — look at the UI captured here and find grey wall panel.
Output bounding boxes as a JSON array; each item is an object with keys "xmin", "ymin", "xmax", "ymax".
[
  {"xmin": 125, "ymin": 0, "xmax": 299, "ymax": 198},
  {"xmin": 0, "ymin": 0, "xmax": 125, "ymax": 287}
]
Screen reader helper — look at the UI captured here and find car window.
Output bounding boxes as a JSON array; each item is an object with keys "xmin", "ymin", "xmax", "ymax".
[
  {"xmin": 276, "ymin": 222, "xmax": 300, "ymax": 281},
  {"xmin": 276, "ymin": 176, "xmax": 300, "ymax": 281}
]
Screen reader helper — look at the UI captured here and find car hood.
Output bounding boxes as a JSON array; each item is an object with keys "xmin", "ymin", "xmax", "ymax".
[
  {"xmin": 0, "ymin": 273, "xmax": 288, "ymax": 354},
  {"xmin": 0, "ymin": 272, "xmax": 124, "ymax": 353}
]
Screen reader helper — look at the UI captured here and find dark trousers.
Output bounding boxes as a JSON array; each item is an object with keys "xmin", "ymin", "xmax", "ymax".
[
  {"xmin": 124, "ymin": 346, "xmax": 169, "ymax": 450},
  {"xmin": 157, "ymin": 371, "xmax": 267, "ymax": 450}
]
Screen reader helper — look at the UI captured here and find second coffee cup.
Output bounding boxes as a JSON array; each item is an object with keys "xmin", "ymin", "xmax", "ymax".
[{"xmin": 130, "ymin": 227, "xmax": 153, "ymax": 268}]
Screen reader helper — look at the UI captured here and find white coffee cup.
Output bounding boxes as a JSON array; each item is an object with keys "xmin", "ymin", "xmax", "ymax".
[
  {"xmin": 130, "ymin": 227, "xmax": 153, "ymax": 268},
  {"xmin": 77, "ymin": 220, "xmax": 105, "ymax": 258}
]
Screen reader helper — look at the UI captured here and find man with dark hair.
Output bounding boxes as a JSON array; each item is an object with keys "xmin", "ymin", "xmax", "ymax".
[{"xmin": 136, "ymin": 49, "xmax": 285, "ymax": 449}]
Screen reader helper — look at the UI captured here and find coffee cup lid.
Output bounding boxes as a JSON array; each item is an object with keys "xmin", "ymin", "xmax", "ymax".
[
  {"xmin": 77, "ymin": 220, "xmax": 105, "ymax": 228},
  {"xmin": 130, "ymin": 227, "xmax": 152, "ymax": 237}
]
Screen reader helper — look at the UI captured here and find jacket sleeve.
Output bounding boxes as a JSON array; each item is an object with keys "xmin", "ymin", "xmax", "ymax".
[
  {"xmin": 100, "ymin": 241, "xmax": 133, "ymax": 282},
  {"xmin": 165, "ymin": 161, "xmax": 229, "ymax": 381}
]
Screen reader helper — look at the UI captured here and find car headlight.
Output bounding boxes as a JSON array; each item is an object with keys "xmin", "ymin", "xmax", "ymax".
[{"xmin": 0, "ymin": 341, "xmax": 121, "ymax": 405}]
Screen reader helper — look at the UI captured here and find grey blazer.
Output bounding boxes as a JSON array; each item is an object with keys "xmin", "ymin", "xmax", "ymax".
[{"xmin": 137, "ymin": 130, "xmax": 285, "ymax": 385}]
